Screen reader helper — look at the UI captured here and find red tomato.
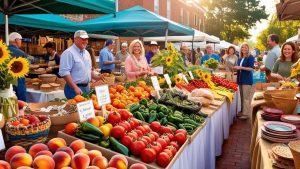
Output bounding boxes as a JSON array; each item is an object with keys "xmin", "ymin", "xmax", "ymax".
[
  {"xmin": 138, "ymin": 137, "xmax": 149, "ymax": 146},
  {"xmin": 135, "ymin": 129, "xmax": 143, "ymax": 137},
  {"xmin": 142, "ymin": 136, "xmax": 152, "ymax": 144},
  {"xmin": 142, "ymin": 124, "xmax": 151, "ymax": 133},
  {"xmin": 128, "ymin": 132, "xmax": 138, "ymax": 140},
  {"xmin": 156, "ymin": 152, "xmax": 171, "ymax": 167},
  {"xmin": 150, "ymin": 121, "xmax": 161, "ymax": 133},
  {"xmin": 160, "ymin": 135, "xmax": 170, "ymax": 144},
  {"xmin": 131, "ymin": 118, "xmax": 140, "ymax": 128},
  {"xmin": 119, "ymin": 121, "xmax": 131, "ymax": 131},
  {"xmin": 164, "ymin": 133, "xmax": 174, "ymax": 141},
  {"xmin": 166, "ymin": 146, "xmax": 177, "ymax": 156},
  {"xmin": 175, "ymin": 129, "xmax": 187, "ymax": 136},
  {"xmin": 128, "ymin": 119, "xmax": 136, "ymax": 129},
  {"xmin": 121, "ymin": 135, "xmax": 133, "ymax": 148},
  {"xmin": 136, "ymin": 126, "xmax": 146, "ymax": 134},
  {"xmin": 149, "ymin": 131, "xmax": 159, "ymax": 140},
  {"xmin": 110, "ymin": 126, "xmax": 125, "ymax": 139},
  {"xmin": 146, "ymin": 133, "xmax": 156, "ymax": 142},
  {"xmin": 150, "ymin": 141, "xmax": 162, "ymax": 154},
  {"xmin": 156, "ymin": 138, "xmax": 167, "ymax": 149},
  {"xmin": 163, "ymin": 149, "xmax": 173, "ymax": 158},
  {"xmin": 140, "ymin": 148, "xmax": 157, "ymax": 163},
  {"xmin": 117, "ymin": 109, "xmax": 131, "ymax": 121},
  {"xmin": 130, "ymin": 141, "xmax": 146, "ymax": 156},
  {"xmin": 174, "ymin": 132, "xmax": 187, "ymax": 145},
  {"xmin": 107, "ymin": 112, "xmax": 121, "ymax": 125},
  {"xmin": 169, "ymin": 141, "xmax": 179, "ymax": 150},
  {"xmin": 161, "ymin": 126, "xmax": 173, "ymax": 134}
]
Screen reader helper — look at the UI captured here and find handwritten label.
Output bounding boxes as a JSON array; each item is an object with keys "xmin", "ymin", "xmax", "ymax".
[
  {"xmin": 188, "ymin": 71, "xmax": 194, "ymax": 79},
  {"xmin": 179, "ymin": 73, "xmax": 189, "ymax": 83},
  {"xmin": 153, "ymin": 66, "xmax": 164, "ymax": 75},
  {"xmin": 77, "ymin": 100, "xmax": 95, "ymax": 122},
  {"xmin": 164, "ymin": 74, "xmax": 172, "ymax": 85},
  {"xmin": 95, "ymin": 85, "xmax": 111, "ymax": 105},
  {"xmin": 151, "ymin": 76, "xmax": 161, "ymax": 91}
]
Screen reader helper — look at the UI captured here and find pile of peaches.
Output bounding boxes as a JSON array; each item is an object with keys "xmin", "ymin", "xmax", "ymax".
[{"xmin": 0, "ymin": 137, "xmax": 147, "ymax": 169}]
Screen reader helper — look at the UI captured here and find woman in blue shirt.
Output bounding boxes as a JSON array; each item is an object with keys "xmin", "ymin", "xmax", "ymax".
[{"xmin": 234, "ymin": 42, "xmax": 255, "ymax": 120}]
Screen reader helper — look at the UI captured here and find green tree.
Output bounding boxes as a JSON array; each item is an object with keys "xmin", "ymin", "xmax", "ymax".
[
  {"xmin": 203, "ymin": 0, "xmax": 267, "ymax": 42},
  {"xmin": 255, "ymin": 14, "xmax": 300, "ymax": 51}
]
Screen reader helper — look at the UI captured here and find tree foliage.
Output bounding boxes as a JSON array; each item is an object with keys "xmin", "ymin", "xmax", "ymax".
[
  {"xmin": 255, "ymin": 15, "xmax": 300, "ymax": 51},
  {"xmin": 202, "ymin": 0, "xmax": 267, "ymax": 42}
]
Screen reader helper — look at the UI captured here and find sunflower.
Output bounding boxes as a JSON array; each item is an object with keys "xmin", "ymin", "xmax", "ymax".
[
  {"xmin": 202, "ymin": 72, "xmax": 211, "ymax": 83},
  {"xmin": 7, "ymin": 57, "xmax": 29, "ymax": 78},
  {"xmin": 0, "ymin": 41, "xmax": 10, "ymax": 65},
  {"xmin": 165, "ymin": 56, "xmax": 173, "ymax": 66},
  {"xmin": 158, "ymin": 77, "xmax": 165, "ymax": 85},
  {"xmin": 174, "ymin": 75, "xmax": 182, "ymax": 84}
]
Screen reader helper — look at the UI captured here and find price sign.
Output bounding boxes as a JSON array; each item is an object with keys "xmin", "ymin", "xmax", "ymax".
[
  {"xmin": 164, "ymin": 74, "xmax": 172, "ymax": 85},
  {"xmin": 153, "ymin": 66, "xmax": 164, "ymax": 75},
  {"xmin": 0, "ymin": 114, "xmax": 4, "ymax": 151},
  {"xmin": 188, "ymin": 71, "xmax": 194, "ymax": 79},
  {"xmin": 95, "ymin": 85, "xmax": 111, "ymax": 106},
  {"xmin": 151, "ymin": 76, "xmax": 161, "ymax": 91},
  {"xmin": 76, "ymin": 100, "xmax": 95, "ymax": 122},
  {"xmin": 179, "ymin": 73, "xmax": 189, "ymax": 83}
]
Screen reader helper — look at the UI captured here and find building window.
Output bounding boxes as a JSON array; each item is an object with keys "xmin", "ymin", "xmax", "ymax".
[
  {"xmin": 180, "ymin": 8, "xmax": 184, "ymax": 24},
  {"xmin": 154, "ymin": 0, "xmax": 159, "ymax": 14},
  {"xmin": 167, "ymin": 0, "xmax": 171, "ymax": 19},
  {"xmin": 187, "ymin": 11, "xmax": 190, "ymax": 26},
  {"xmin": 194, "ymin": 14, "xmax": 198, "ymax": 26}
]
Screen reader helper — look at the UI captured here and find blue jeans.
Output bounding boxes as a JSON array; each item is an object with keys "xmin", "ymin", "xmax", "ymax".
[
  {"xmin": 13, "ymin": 78, "xmax": 27, "ymax": 102},
  {"xmin": 64, "ymin": 84, "xmax": 90, "ymax": 99}
]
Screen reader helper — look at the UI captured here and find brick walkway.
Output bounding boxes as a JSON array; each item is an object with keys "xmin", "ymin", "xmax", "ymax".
[{"xmin": 216, "ymin": 118, "xmax": 252, "ymax": 169}]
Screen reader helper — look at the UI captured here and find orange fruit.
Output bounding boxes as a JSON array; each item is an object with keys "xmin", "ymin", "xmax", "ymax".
[
  {"xmin": 138, "ymin": 81, "xmax": 147, "ymax": 87},
  {"xmin": 109, "ymin": 87, "xmax": 117, "ymax": 94},
  {"xmin": 110, "ymin": 93, "xmax": 116, "ymax": 99},
  {"xmin": 74, "ymin": 95, "xmax": 85, "ymax": 102},
  {"xmin": 12, "ymin": 120, "xmax": 20, "ymax": 126},
  {"xmin": 128, "ymin": 86, "xmax": 135, "ymax": 92},
  {"xmin": 64, "ymin": 123, "xmax": 78, "ymax": 135},
  {"xmin": 112, "ymin": 100, "xmax": 121, "ymax": 108},
  {"xmin": 91, "ymin": 94, "xmax": 97, "ymax": 101},
  {"xmin": 20, "ymin": 118, "xmax": 30, "ymax": 126},
  {"xmin": 133, "ymin": 92, "xmax": 142, "ymax": 98},
  {"xmin": 118, "ymin": 103, "xmax": 125, "ymax": 109},
  {"xmin": 116, "ymin": 85, "xmax": 124, "ymax": 92},
  {"xmin": 67, "ymin": 99, "xmax": 77, "ymax": 105}
]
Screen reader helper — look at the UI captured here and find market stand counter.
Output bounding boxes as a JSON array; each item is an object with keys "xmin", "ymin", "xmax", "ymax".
[{"xmin": 26, "ymin": 88, "xmax": 65, "ymax": 103}]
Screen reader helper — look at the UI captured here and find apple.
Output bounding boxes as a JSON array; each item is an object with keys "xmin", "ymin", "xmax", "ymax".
[
  {"xmin": 28, "ymin": 116, "xmax": 40, "ymax": 124},
  {"xmin": 18, "ymin": 100, "xmax": 26, "ymax": 109},
  {"xmin": 38, "ymin": 115, "xmax": 48, "ymax": 122}
]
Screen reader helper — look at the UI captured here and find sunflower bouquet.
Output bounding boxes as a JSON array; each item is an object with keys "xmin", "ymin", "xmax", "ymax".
[
  {"xmin": 203, "ymin": 58, "xmax": 219, "ymax": 70},
  {"xmin": 290, "ymin": 60, "xmax": 300, "ymax": 83},
  {"xmin": 151, "ymin": 43, "xmax": 185, "ymax": 78},
  {"xmin": 0, "ymin": 41, "xmax": 29, "ymax": 119}
]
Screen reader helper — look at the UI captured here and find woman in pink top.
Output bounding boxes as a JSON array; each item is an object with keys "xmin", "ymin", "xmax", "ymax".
[{"xmin": 125, "ymin": 39, "xmax": 155, "ymax": 81}]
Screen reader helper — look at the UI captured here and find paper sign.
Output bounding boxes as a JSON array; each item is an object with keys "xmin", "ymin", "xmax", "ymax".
[
  {"xmin": 151, "ymin": 76, "xmax": 161, "ymax": 91},
  {"xmin": 179, "ymin": 73, "xmax": 189, "ymax": 83},
  {"xmin": 0, "ymin": 130, "xmax": 5, "ymax": 151},
  {"xmin": 95, "ymin": 85, "xmax": 111, "ymax": 106},
  {"xmin": 77, "ymin": 100, "xmax": 95, "ymax": 122},
  {"xmin": 153, "ymin": 66, "xmax": 164, "ymax": 75},
  {"xmin": 188, "ymin": 71, "xmax": 194, "ymax": 79},
  {"xmin": 164, "ymin": 74, "xmax": 172, "ymax": 85}
]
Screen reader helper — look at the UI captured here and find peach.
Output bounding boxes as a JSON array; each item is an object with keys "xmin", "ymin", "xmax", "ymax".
[
  {"xmin": 10, "ymin": 153, "xmax": 32, "ymax": 169},
  {"xmin": 0, "ymin": 160, "xmax": 11, "ymax": 169},
  {"xmin": 92, "ymin": 156, "xmax": 108, "ymax": 169},
  {"xmin": 61, "ymin": 167, "xmax": 72, "ymax": 169},
  {"xmin": 108, "ymin": 155, "xmax": 128, "ymax": 169},
  {"xmin": 16, "ymin": 167, "xmax": 33, "ymax": 169},
  {"xmin": 34, "ymin": 150, "xmax": 53, "ymax": 158},
  {"xmin": 71, "ymin": 153, "xmax": 90, "ymax": 169},
  {"xmin": 33, "ymin": 155, "xmax": 55, "ymax": 169},
  {"xmin": 87, "ymin": 166, "xmax": 100, "ymax": 169},
  {"xmin": 53, "ymin": 151, "xmax": 71, "ymax": 169},
  {"xmin": 5, "ymin": 146, "xmax": 26, "ymax": 162},
  {"xmin": 87, "ymin": 150, "xmax": 102, "ymax": 164},
  {"xmin": 69, "ymin": 139, "xmax": 85, "ymax": 153},
  {"xmin": 47, "ymin": 138, "xmax": 67, "ymax": 153},
  {"xmin": 56, "ymin": 146, "xmax": 74, "ymax": 158},
  {"xmin": 29, "ymin": 143, "xmax": 49, "ymax": 157},
  {"xmin": 129, "ymin": 163, "xmax": 147, "ymax": 169},
  {"xmin": 86, "ymin": 117, "xmax": 100, "ymax": 127},
  {"xmin": 76, "ymin": 148, "xmax": 89, "ymax": 154}
]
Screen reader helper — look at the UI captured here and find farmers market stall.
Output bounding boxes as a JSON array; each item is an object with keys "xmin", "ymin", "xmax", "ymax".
[{"xmin": 26, "ymin": 88, "xmax": 65, "ymax": 103}]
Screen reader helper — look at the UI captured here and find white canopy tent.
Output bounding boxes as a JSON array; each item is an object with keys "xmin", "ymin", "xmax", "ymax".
[
  {"xmin": 215, "ymin": 40, "xmax": 239, "ymax": 51},
  {"xmin": 286, "ymin": 35, "xmax": 298, "ymax": 42}
]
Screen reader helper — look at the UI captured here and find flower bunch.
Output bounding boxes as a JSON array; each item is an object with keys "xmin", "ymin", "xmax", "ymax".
[
  {"xmin": 204, "ymin": 58, "xmax": 219, "ymax": 70},
  {"xmin": 0, "ymin": 41, "xmax": 29, "ymax": 90}
]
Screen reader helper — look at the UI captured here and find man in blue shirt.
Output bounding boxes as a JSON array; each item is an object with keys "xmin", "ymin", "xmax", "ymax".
[
  {"xmin": 99, "ymin": 39, "xmax": 121, "ymax": 73},
  {"xmin": 200, "ymin": 45, "xmax": 220, "ymax": 65},
  {"xmin": 145, "ymin": 41, "xmax": 159, "ymax": 64},
  {"xmin": 59, "ymin": 30, "xmax": 104, "ymax": 99}
]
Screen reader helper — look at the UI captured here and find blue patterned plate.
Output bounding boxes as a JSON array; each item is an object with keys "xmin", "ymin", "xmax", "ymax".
[{"xmin": 264, "ymin": 121, "xmax": 296, "ymax": 134}]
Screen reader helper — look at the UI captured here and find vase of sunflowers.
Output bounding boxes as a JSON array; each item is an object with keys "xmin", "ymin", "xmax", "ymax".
[{"xmin": 0, "ymin": 41, "xmax": 29, "ymax": 121}]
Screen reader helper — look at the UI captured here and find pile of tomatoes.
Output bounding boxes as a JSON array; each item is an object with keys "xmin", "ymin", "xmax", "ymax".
[
  {"xmin": 108, "ymin": 110, "xmax": 187, "ymax": 167},
  {"xmin": 176, "ymin": 80, "xmax": 210, "ymax": 92},
  {"xmin": 212, "ymin": 76, "xmax": 238, "ymax": 91}
]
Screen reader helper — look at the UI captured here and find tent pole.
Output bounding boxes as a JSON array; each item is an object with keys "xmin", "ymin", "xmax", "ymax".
[
  {"xmin": 116, "ymin": 0, "xmax": 119, "ymax": 12},
  {"xmin": 192, "ymin": 34, "xmax": 195, "ymax": 64},
  {"xmin": 5, "ymin": 14, "xmax": 9, "ymax": 45},
  {"xmin": 165, "ymin": 28, "xmax": 168, "ymax": 48}
]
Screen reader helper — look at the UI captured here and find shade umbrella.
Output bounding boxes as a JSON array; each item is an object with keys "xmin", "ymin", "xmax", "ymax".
[
  {"xmin": 276, "ymin": 0, "xmax": 300, "ymax": 21},
  {"xmin": 1, "ymin": 0, "xmax": 116, "ymax": 43}
]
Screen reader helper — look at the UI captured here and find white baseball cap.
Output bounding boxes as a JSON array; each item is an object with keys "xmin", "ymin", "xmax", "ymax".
[
  {"xmin": 121, "ymin": 42, "xmax": 128, "ymax": 47},
  {"xmin": 74, "ymin": 30, "xmax": 89, "ymax": 39},
  {"xmin": 9, "ymin": 32, "xmax": 22, "ymax": 42},
  {"xmin": 150, "ymin": 41, "xmax": 158, "ymax": 46}
]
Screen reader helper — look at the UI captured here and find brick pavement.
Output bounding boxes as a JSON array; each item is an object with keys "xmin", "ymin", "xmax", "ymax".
[{"xmin": 216, "ymin": 118, "xmax": 252, "ymax": 169}]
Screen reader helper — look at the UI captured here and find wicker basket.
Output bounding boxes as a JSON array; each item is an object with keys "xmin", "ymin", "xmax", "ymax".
[
  {"xmin": 271, "ymin": 89, "xmax": 297, "ymax": 99},
  {"xmin": 115, "ymin": 75, "xmax": 126, "ymax": 82},
  {"xmin": 104, "ymin": 76, "xmax": 115, "ymax": 85},
  {"xmin": 263, "ymin": 90, "xmax": 282, "ymax": 107},
  {"xmin": 39, "ymin": 74, "xmax": 57, "ymax": 84},
  {"xmin": 272, "ymin": 96, "xmax": 297, "ymax": 114},
  {"xmin": 5, "ymin": 115, "xmax": 51, "ymax": 148},
  {"xmin": 91, "ymin": 80, "xmax": 107, "ymax": 89},
  {"xmin": 288, "ymin": 140, "xmax": 300, "ymax": 169}
]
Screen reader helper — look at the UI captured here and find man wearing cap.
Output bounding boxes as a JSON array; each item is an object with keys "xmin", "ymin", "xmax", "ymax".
[
  {"xmin": 99, "ymin": 39, "xmax": 121, "ymax": 73},
  {"xmin": 43, "ymin": 42, "xmax": 60, "ymax": 77},
  {"xmin": 114, "ymin": 42, "xmax": 130, "ymax": 72},
  {"xmin": 59, "ymin": 30, "xmax": 104, "ymax": 99},
  {"xmin": 145, "ymin": 41, "xmax": 159, "ymax": 64},
  {"xmin": 8, "ymin": 32, "xmax": 39, "ymax": 101}
]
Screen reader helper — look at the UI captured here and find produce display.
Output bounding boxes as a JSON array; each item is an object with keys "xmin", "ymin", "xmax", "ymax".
[
  {"xmin": 212, "ymin": 75, "xmax": 238, "ymax": 92},
  {"xmin": 0, "ymin": 137, "xmax": 147, "ymax": 169}
]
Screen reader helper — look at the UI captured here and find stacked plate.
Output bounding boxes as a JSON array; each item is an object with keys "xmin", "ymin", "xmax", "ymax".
[
  {"xmin": 261, "ymin": 121, "xmax": 298, "ymax": 143},
  {"xmin": 270, "ymin": 143, "xmax": 295, "ymax": 169},
  {"xmin": 281, "ymin": 115, "xmax": 300, "ymax": 129},
  {"xmin": 261, "ymin": 107, "xmax": 284, "ymax": 121}
]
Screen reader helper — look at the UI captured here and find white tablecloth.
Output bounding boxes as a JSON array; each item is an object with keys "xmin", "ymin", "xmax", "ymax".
[
  {"xmin": 26, "ymin": 88, "xmax": 66, "ymax": 103},
  {"xmin": 171, "ymin": 91, "xmax": 241, "ymax": 169}
]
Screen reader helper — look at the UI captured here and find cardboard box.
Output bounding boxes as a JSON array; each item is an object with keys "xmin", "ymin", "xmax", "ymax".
[{"xmin": 58, "ymin": 131, "xmax": 188, "ymax": 169}]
